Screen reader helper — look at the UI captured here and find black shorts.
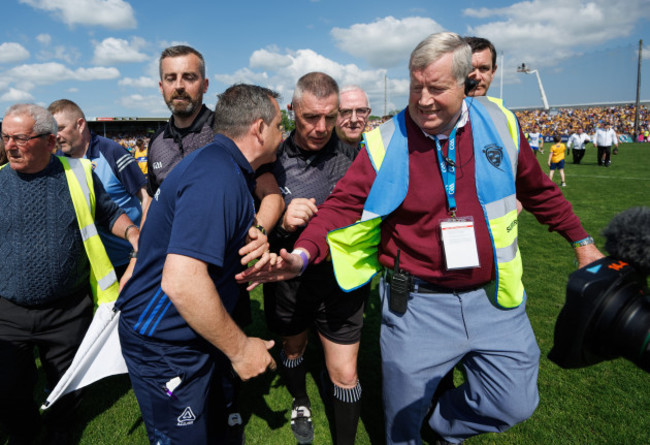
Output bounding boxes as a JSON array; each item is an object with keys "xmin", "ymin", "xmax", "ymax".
[{"xmin": 263, "ymin": 262, "xmax": 369, "ymax": 344}]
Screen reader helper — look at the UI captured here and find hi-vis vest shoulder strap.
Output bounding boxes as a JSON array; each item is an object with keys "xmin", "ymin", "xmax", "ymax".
[
  {"xmin": 327, "ymin": 96, "xmax": 525, "ymax": 309},
  {"xmin": 58, "ymin": 156, "xmax": 119, "ymax": 306}
]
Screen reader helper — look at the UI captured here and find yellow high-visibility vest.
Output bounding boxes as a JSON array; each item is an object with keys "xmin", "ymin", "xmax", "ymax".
[
  {"xmin": 58, "ymin": 156, "xmax": 119, "ymax": 306},
  {"xmin": 327, "ymin": 96, "xmax": 525, "ymax": 308}
]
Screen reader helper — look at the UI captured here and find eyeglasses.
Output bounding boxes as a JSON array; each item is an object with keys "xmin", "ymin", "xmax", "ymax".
[
  {"xmin": 339, "ymin": 107, "xmax": 370, "ymax": 119},
  {"xmin": 1, "ymin": 132, "xmax": 50, "ymax": 147}
]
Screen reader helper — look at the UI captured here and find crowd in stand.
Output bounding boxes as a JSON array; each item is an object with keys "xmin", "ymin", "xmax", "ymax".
[
  {"xmin": 514, "ymin": 103, "xmax": 649, "ymax": 139},
  {"xmin": 363, "ymin": 104, "xmax": 650, "ymax": 140},
  {"xmin": 101, "ymin": 131, "xmax": 151, "ymax": 154}
]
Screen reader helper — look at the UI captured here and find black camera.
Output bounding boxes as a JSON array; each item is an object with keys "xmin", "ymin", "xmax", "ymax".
[{"xmin": 548, "ymin": 207, "xmax": 650, "ymax": 372}]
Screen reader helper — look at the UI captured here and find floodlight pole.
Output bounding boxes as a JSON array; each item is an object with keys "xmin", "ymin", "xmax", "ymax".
[
  {"xmin": 633, "ymin": 39, "xmax": 643, "ymax": 139},
  {"xmin": 517, "ymin": 64, "xmax": 550, "ymax": 110}
]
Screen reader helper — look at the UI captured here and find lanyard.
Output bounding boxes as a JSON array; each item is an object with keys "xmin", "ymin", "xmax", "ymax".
[{"xmin": 433, "ymin": 125, "xmax": 459, "ymax": 216}]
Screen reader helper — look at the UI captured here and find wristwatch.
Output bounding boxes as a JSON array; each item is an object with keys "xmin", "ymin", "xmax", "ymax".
[{"xmin": 571, "ymin": 236, "xmax": 594, "ymax": 248}]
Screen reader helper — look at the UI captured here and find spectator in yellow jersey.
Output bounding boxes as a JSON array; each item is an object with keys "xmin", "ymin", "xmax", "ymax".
[
  {"xmin": 548, "ymin": 134, "xmax": 567, "ymax": 186},
  {"xmin": 134, "ymin": 138, "xmax": 148, "ymax": 175}
]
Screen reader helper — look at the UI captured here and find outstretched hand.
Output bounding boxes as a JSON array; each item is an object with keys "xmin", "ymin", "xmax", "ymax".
[{"xmin": 235, "ymin": 248, "xmax": 305, "ymax": 290}]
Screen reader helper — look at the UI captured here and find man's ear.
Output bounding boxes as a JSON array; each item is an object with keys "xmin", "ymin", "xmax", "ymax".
[
  {"xmin": 254, "ymin": 118, "xmax": 265, "ymax": 144},
  {"xmin": 45, "ymin": 133, "xmax": 57, "ymax": 153}
]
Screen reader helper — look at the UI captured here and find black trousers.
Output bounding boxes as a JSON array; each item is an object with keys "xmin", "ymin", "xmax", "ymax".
[
  {"xmin": 597, "ymin": 145, "xmax": 611, "ymax": 165},
  {"xmin": 0, "ymin": 292, "xmax": 93, "ymax": 439},
  {"xmin": 572, "ymin": 149, "xmax": 585, "ymax": 164}
]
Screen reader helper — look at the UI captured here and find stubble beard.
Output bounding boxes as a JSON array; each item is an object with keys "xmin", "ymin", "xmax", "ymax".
[{"xmin": 166, "ymin": 93, "xmax": 202, "ymax": 118}]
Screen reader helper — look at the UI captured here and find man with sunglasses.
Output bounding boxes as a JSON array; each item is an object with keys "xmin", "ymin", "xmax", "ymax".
[
  {"xmin": 0, "ymin": 104, "xmax": 138, "ymax": 444},
  {"xmin": 335, "ymin": 85, "xmax": 372, "ymax": 151}
]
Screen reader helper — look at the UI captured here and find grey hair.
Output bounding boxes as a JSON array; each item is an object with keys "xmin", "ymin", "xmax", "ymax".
[
  {"xmin": 159, "ymin": 45, "xmax": 206, "ymax": 79},
  {"xmin": 5, "ymin": 103, "xmax": 58, "ymax": 135},
  {"xmin": 292, "ymin": 72, "xmax": 339, "ymax": 105},
  {"xmin": 339, "ymin": 85, "xmax": 369, "ymax": 107},
  {"xmin": 409, "ymin": 32, "xmax": 473, "ymax": 85},
  {"xmin": 213, "ymin": 84, "xmax": 280, "ymax": 140}
]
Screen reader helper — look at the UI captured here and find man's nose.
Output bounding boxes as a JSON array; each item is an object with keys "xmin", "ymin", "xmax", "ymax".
[
  {"xmin": 419, "ymin": 89, "xmax": 435, "ymax": 106},
  {"xmin": 315, "ymin": 117, "xmax": 327, "ymax": 133},
  {"xmin": 173, "ymin": 79, "xmax": 185, "ymax": 90}
]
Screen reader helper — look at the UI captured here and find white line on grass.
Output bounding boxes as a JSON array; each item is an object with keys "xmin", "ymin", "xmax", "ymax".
[{"xmin": 570, "ymin": 174, "xmax": 650, "ymax": 181}]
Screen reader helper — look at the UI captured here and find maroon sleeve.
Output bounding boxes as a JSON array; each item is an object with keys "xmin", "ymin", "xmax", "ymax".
[
  {"xmin": 516, "ymin": 130, "xmax": 588, "ymax": 242},
  {"xmin": 295, "ymin": 148, "xmax": 377, "ymax": 263}
]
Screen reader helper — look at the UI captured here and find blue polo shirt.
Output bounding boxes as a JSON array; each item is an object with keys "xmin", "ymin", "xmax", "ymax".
[
  {"xmin": 116, "ymin": 134, "xmax": 256, "ymax": 343},
  {"xmin": 84, "ymin": 133, "xmax": 147, "ymax": 266}
]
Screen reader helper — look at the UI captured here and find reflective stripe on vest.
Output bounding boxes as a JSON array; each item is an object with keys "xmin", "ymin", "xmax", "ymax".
[
  {"xmin": 469, "ymin": 97, "xmax": 524, "ymax": 307},
  {"xmin": 58, "ymin": 157, "xmax": 119, "ymax": 306},
  {"xmin": 327, "ymin": 97, "xmax": 525, "ymax": 308}
]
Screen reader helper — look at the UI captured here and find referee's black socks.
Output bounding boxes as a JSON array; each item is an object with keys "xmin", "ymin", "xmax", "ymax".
[
  {"xmin": 280, "ymin": 349, "xmax": 309, "ymax": 406},
  {"xmin": 332, "ymin": 380, "xmax": 362, "ymax": 445}
]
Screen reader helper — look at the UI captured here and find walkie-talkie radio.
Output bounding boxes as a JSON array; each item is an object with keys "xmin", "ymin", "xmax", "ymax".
[{"xmin": 389, "ymin": 249, "xmax": 410, "ymax": 315}]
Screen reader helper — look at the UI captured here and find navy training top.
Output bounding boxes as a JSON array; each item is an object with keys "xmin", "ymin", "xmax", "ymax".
[
  {"xmin": 85, "ymin": 133, "xmax": 146, "ymax": 266},
  {"xmin": 115, "ymin": 134, "xmax": 256, "ymax": 342}
]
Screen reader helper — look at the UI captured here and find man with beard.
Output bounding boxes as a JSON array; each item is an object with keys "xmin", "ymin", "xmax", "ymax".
[
  {"xmin": 146, "ymin": 45, "xmax": 213, "ymax": 194},
  {"xmin": 116, "ymin": 84, "xmax": 280, "ymax": 444},
  {"xmin": 146, "ymin": 45, "xmax": 282, "ymax": 238},
  {"xmin": 335, "ymin": 85, "xmax": 371, "ymax": 151},
  {"xmin": 143, "ymin": 45, "xmax": 283, "ymax": 444}
]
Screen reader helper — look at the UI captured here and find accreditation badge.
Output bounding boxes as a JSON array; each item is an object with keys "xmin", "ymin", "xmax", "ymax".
[{"xmin": 440, "ymin": 216, "xmax": 480, "ymax": 270}]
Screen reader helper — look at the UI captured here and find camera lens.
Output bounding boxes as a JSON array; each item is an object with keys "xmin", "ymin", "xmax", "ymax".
[
  {"xmin": 549, "ymin": 257, "xmax": 649, "ymax": 372},
  {"xmin": 586, "ymin": 275, "xmax": 650, "ymax": 372}
]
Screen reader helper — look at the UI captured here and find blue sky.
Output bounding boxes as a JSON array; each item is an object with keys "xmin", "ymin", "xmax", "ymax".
[{"xmin": 1, "ymin": 0, "xmax": 649, "ymax": 119}]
